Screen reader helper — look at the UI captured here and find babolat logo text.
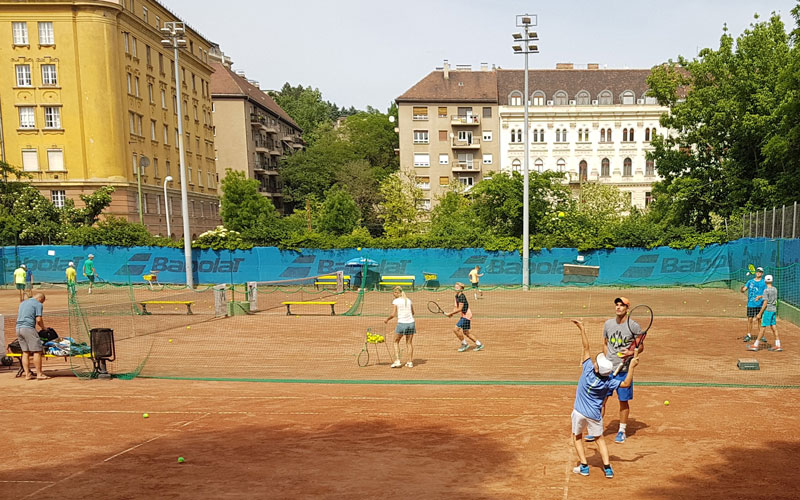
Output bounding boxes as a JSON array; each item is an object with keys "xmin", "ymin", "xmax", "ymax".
[
  {"xmin": 113, "ymin": 253, "xmax": 245, "ymax": 276},
  {"xmin": 622, "ymin": 254, "xmax": 659, "ymax": 278},
  {"xmin": 660, "ymin": 255, "xmax": 728, "ymax": 273}
]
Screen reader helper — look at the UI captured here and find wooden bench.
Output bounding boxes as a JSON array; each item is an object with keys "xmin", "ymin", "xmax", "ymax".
[
  {"xmin": 379, "ymin": 275, "xmax": 416, "ymax": 290},
  {"xmin": 282, "ymin": 301, "xmax": 336, "ymax": 315},
  {"xmin": 139, "ymin": 300, "xmax": 194, "ymax": 315},
  {"xmin": 314, "ymin": 274, "xmax": 351, "ymax": 290},
  {"xmin": 5, "ymin": 352, "xmax": 93, "ymax": 378}
]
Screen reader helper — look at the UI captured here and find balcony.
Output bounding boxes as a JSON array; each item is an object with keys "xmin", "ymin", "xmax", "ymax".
[
  {"xmin": 254, "ymin": 141, "xmax": 269, "ymax": 153},
  {"xmin": 451, "ymin": 137, "xmax": 481, "ymax": 149},
  {"xmin": 452, "ymin": 161, "xmax": 480, "ymax": 173},
  {"xmin": 450, "ymin": 115, "xmax": 480, "ymax": 126}
]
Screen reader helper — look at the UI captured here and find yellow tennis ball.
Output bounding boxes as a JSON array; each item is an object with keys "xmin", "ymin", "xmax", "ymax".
[
  {"xmin": 357, "ymin": 247, "xmax": 362, "ymax": 251},
  {"xmin": 168, "ymin": 339, "xmax": 173, "ymax": 343},
  {"xmin": 664, "ymin": 400, "xmax": 670, "ymax": 406},
  {"xmin": 177, "ymin": 457, "xmax": 185, "ymax": 463},
  {"xmin": 186, "ymin": 326, "xmax": 190, "ymax": 329},
  {"xmin": 558, "ymin": 211, "xmax": 565, "ymax": 218},
  {"xmin": 143, "ymin": 413, "xmax": 149, "ymax": 418}
]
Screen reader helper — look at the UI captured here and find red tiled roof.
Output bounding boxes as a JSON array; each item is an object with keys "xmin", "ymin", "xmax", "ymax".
[
  {"xmin": 210, "ymin": 62, "xmax": 300, "ymax": 131},
  {"xmin": 496, "ymin": 69, "xmax": 654, "ymax": 104},
  {"xmin": 396, "ymin": 70, "xmax": 498, "ymax": 103}
]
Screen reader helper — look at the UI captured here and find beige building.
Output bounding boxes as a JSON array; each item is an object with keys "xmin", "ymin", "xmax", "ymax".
[
  {"xmin": 0, "ymin": 0, "xmax": 221, "ymax": 238},
  {"xmin": 397, "ymin": 62, "xmax": 666, "ymax": 210},
  {"xmin": 396, "ymin": 62, "xmax": 499, "ymax": 209},
  {"xmin": 210, "ymin": 53, "xmax": 302, "ymax": 213}
]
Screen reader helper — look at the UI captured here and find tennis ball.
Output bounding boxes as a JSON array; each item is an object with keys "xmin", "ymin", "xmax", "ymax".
[
  {"xmin": 664, "ymin": 400, "xmax": 670, "ymax": 406},
  {"xmin": 143, "ymin": 413, "xmax": 149, "ymax": 418},
  {"xmin": 177, "ymin": 457, "xmax": 185, "ymax": 463},
  {"xmin": 357, "ymin": 247, "xmax": 362, "ymax": 251},
  {"xmin": 560, "ymin": 311, "xmax": 563, "ymax": 315},
  {"xmin": 558, "ymin": 211, "xmax": 565, "ymax": 218},
  {"xmin": 683, "ymin": 300, "xmax": 687, "ymax": 304},
  {"xmin": 168, "ymin": 339, "xmax": 173, "ymax": 343}
]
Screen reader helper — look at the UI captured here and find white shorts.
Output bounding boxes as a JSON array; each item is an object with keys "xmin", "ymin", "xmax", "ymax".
[{"xmin": 571, "ymin": 409, "xmax": 603, "ymax": 437}]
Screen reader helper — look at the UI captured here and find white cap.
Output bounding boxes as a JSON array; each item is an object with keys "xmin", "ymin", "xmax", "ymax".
[
  {"xmin": 20, "ymin": 264, "xmax": 27, "ymax": 269},
  {"xmin": 596, "ymin": 353, "xmax": 613, "ymax": 376},
  {"xmin": 765, "ymin": 274, "xmax": 773, "ymax": 282},
  {"xmin": 88, "ymin": 254, "xmax": 94, "ymax": 258},
  {"xmin": 68, "ymin": 261, "xmax": 75, "ymax": 267}
]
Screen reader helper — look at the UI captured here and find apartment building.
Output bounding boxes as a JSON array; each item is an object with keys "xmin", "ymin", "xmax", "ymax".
[
  {"xmin": 0, "ymin": 0, "xmax": 220, "ymax": 238},
  {"xmin": 396, "ymin": 62, "xmax": 500, "ymax": 209},
  {"xmin": 209, "ymin": 52, "xmax": 302, "ymax": 214},
  {"xmin": 497, "ymin": 65, "xmax": 667, "ymax": 208},
  {"xmin": 397, "ymin": 62, "xmax": 667, "ymax": 210}
]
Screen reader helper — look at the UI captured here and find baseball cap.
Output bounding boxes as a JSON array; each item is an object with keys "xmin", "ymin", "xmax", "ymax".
[
  {"xmin": 756, "ymin": 267, "xmax": 764, "ymax": 272},
  {"xmin": 88, "ymin": 254, "xmax": 94, "ymax": 258},
  {"xmin": 765, "ymin": 275, "xmax": 773, "ymax": 282},
  {"xmin": 20, "ymin": 264, "xmax": 27, "ymax": 269},
  {"xmin": 68, "ymin": 261, "xmax": 75, "ymax": 267},
  {"xmin": 614, "ymin": 297, "xmax": 630, "ymax": 307},
  {"xmin": 596, "ymin": 353, "xmax": 613, "ymax": 376}
]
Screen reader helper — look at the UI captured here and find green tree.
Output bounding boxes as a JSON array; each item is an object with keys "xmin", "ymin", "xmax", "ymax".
[
  {"xmin": 647, "ymin": 12, "xmax": 795, "ymax": 229},
  {"xmin": 335, "ymin": 159, "xmax": 383, "ymax": 235},
  {"xmin": 377, "ymin": 171, "xmax": 425, "ymax": 238},
  {"xmin": 267, "ymin": 83, "xmax": 342, "ymax": 142},
  {"xmin": 220, "ymin": 170, "xmax": 279, "ymax": 232},
  {"xmin": 317, "ymin": 186, "xmax": 361, "ymax": 235}
]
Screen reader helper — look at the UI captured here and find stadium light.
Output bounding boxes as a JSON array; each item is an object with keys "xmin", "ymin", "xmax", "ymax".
[
  {"xmin": 512, "ymin": 13, "xmax": 539, "ymax": 290},
  {"xmin": 161, "ymin": 21, "xmax": 193, "ymax": 287}
]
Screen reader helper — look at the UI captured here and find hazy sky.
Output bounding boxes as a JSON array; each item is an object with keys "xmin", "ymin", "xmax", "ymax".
[{"xmin": 165, "ymin": 0, "xmax": 799, "ymax": 111}]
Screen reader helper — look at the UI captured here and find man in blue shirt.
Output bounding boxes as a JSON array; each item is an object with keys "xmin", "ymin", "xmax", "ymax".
[
  {"xmin": 741, "ymin": 267, "xmax": 766, "ymax": 343},
  {"xmin": 570, "ymin": 319, "xmax": 639, "ymax": 479},
  {"xmin": 16, "ymin": 292, "xmax": 50, "ymax": 380}
]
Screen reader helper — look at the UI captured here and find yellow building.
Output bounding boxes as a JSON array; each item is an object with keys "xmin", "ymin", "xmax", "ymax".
[{"xmin": 0, "ymin": 0, "xmax": 220, "ymax": 238}]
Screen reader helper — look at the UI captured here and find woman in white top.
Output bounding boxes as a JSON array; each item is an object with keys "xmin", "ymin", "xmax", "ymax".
[{"xmin": 384, "ymin": 286, "xmax": 416, "ymax": 368}]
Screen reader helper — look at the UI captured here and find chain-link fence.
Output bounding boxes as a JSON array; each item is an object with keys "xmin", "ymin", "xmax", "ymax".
[{"xmin": 742, "ymin": 202, "xmax": 799, "ymax": 239}]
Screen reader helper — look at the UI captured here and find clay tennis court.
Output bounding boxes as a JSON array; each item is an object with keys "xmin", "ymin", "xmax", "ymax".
[{"xmin": 2, "ymin": 285, "xmax": 799, "ymax": 498}]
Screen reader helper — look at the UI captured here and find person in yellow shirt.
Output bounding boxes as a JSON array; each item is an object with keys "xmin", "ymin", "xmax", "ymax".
[
  {"xmin": 468, "ymin": 265, "xmax": 484, "ymax": 300},
  {"xmin": 65, "ymin": 262, "xmax": 77, "ymax": 296},
  {"xmin": 14, "ymin": 264, "xmax": 27, "ymax": 302}
]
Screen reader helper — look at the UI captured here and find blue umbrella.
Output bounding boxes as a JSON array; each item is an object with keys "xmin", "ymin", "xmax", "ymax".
[{"xmin": 345, "ymin": 257, "xmax": 379, "ymax": 267}]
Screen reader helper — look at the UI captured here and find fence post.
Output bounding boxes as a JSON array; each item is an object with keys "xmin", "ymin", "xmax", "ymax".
[
  {"xmin": 794, "ymin": 201, "xmax": 797, "ymax": 239},
  {"xmin": 749, "ymin": 212, "xmax": 752, "ymax": 238},
  {"xmin": 764, "ymin": 208, "xmax": 767, "ymax": 238},
  {"xmin": 771, "ymin": 207, "xmax": 775, "ymax": 239},
  {"xmin": 781, "ymin": 205, "xmax": 785, "ymax": 239}
]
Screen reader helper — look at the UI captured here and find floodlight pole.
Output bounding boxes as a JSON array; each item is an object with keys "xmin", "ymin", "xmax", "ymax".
[
  {"xmin": 161, "ymin": 22, "xmax": 193, "ymax": 287},
  {"xmin": 513, "ymin": 15, "xmax": 539, "ymax": 290}
]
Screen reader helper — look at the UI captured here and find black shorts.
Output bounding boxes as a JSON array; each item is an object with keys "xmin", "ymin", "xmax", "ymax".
[
  {"xmin": 471, "ymin": 282, "xmax": 479, "ymax": 288},
  {"xmin": 747, "ymin": 306, "xmax": 761, "ymax": 318}
]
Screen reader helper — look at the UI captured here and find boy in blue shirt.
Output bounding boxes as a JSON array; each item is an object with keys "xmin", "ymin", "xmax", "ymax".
[
  {"xmin": 741, "ymin": 267, "xmax": 766, "ymax": 342},
  {"xmin": 570, "ymin": 319, "xmax": 639, "ymax": 479}
]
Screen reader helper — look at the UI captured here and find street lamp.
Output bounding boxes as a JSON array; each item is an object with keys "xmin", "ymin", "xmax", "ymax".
[
  {"xmin": 163, "ymin": 175, "xmax": 173, "ymax": 237},
  {"xmin": 161, "ymin": 22, "xmax": 193, "ymax": 287},
  {"xmin": 136, "ymin": 155, "xmax": 149, "ymax": 224},
  {"xmin": 512, "ymin": 14, "xmax": 539, "ymax": 290}
]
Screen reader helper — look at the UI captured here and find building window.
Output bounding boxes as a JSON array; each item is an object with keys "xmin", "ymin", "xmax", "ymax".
[
  {"xmin": 412, "ymin": 107, "xmax": 428, "ymax": 120},
  {"xmin": 554, "ymin": 91, "xmax": 568, "ymax": 106},
  {"xmin": 132, "ymin": 153, "xmax": 138, "ymax": 175},
  {"xmin": 438, "ymin": 130, "xmax": 448, "ymax": 142},
  {"xmin": 198, "ymin": 168, "xmax": 204, "ymax": 186},
  {"xmin": 621, "ymin": 90, "xmax": 635, "ymax": 105},
  {"xmin": 134, "ymin": 76, "xmax": 140, "ymax": 97},
  {"xmin": 417, "ymin": 176, "xmax": 431, "ymax": 190},
  {"xmin": 556, "ymin": 158, "xmax": 566, "ymax": 172},
  {"xmin": 601, "ymin": 158, "xmax": 610, "ymax": 177},
  {"xmin": 509, "ymin": 91, "xmax": 522, "ymax": 106},
  {"xmin": 159, "ymin": 53, "xmax": 164, "ymax": 73},
  {"xmin": 188, "ymin": 167, "xmax": 193, "ymax": 184},
  {"xmin": 123, "ymin": 32, "xmax": 129, "ymax": 53},
  {"xmin": 600, "ymin": 129, "xmax": 606, "ymax": 142},
  {"xmin": 646, "ymin": 159, "xmax": 655, "ymax": 176},
  {"xmin": 579, "ymin": 160, "xmax": 588, "ymax": 181},
  {"xmin": 512, "ymin": 159, "xmax": 521, "ymax": 172},
  {"xmin": 599, "ymin": 90, "xmax": 613, "ymax": 105},
  {"xmin": 47, "ymin": 149, "xmax": 64, "ymax": 171},
  {"xmin": 44, "ymin": 107, "xmax": 61, "ymax": 129},
  {"xmin": 12, "ymin": 22, "xmax": 28, "ymax": 45},
  {"xmin": 136, "ymin": 114, "xmax": 142, "ymax": 135},
  {"xmin": 153, "ymin": 158, "xmax": 159, "ymax": 177},
  {"xmin": 22, "ymin": 149, "xmax": 39, "ymax": 171},
  {"xmin": 645, "ymin": 128, "xmax": 650, "ymax": 142},
  {"xmin": 15, "ymin": 65, "xmax": 32, "ymax": 87},
  {"xmin": 439, "ymin": 154, "xmax": 449, "ymax": 165},
  {"xmin": 142, "ymin": 6, "xmax": 148, "ymax": 23},
  {"xmin": 129, "ymin": 112, "xmax": 136, "ymax": 134},
  {"xmin": 148, "ymin": 83, "xmax": 154, "ymax": 103},
  {"xmin": 576, "ymin": 90, "xmax": 591, "ymax": 105},
  {"xmin": 160, "ymin": 89, "xmax": 167, "ymax": 108},
  {"xmin": 532, "ymin": 129, "xmax": 538, "ymax": 142},
  {"xmin": 156, "ymin": 194, "xmax": 161, "ymax": 214},
  {"xmin": 413, "ymin": 153, "xmax": 430, "ymax": 167},
  {"xmin": 623, "ymin": 157, "xmax": 632, "ymax": 177},
  {"xmin": 51, "ymin": 190, "xmax": 66, "ymax": 208},
  {"xmin": 629, "ymin": 128, "xmax": 635, "ymax": 141},
  {"xmin": 163, "ymin": 125, "xmax": 169, "ymax": 144},
  {"xmin": 459, "ymin": 177, "xmax": 474, "ymax": 187},
  {"xmin": 41, "ymin": 64, "xmax": 57, "ymax": 85},
  {"xmin": 193, "ymin": 105, "xmax": 198, "ymax": 121},
  {"xmin": 606, "ymin": 128, "xmax": 612, "ymax": 141},
  {"xmin": 623, "ymin": 129, "xmax": 628, "ymax": 142},
  {"xmin": 38, "ymin": 22, "xmax": 54, "ymax": 45},
  {"xmin": 482, "ymin": 153, "xmax": 493, "ymax": 165},
  {"xmin": 482, "ymin": 107, "xmax": 492, "ymax": 118},
  {"xmin": 438, "ymin": 176, "xmax": 449, "ymax": 186},
  {"xmin": 413, "ymin": 130, "xmax": 429, "ymax": 144},
  {"xmin": 18, "ymin": 107, "xmax": 35, "ymax": 129},
  {"xmin": 532, "ymin": 91, "xmax": 545, "ymax": 106},
  {"xmin": 131, "ymin": 37, "xmax": 138, "ymax": 57},
  {"xmin": 645, "ymin": 191, "xmax": 653, "ymax": 206},
  {"xmin": 151, "ymin": 120, "xmax": 157, "ymax": 140},
  {"xmin": 156, "ymin": 15, "xmax": 161, "ymax": 28},
  {"xmin": 127, "ymin": 73, "xmax": 132, "ymax": 94},
  {"xmin": 534, "ymin": 158, "xmax": 544, "ymax": 172},
  {"xmin": 483, "ymin": 131, "xmax": 492, "ymax": 142}
]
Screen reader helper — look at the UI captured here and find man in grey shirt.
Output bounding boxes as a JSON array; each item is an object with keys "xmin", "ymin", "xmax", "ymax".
[
  {"xmin": 16, "ymin": 292, "xmax": 50, "ymax": 380},
  {"xmin": 747, "ymin": 275, "xmax": 782, "ymax": 352}
]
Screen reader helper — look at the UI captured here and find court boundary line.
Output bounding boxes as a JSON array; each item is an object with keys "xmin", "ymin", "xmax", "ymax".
[{"xmin": 135, "ymin": 376, "xmax": 800, "ymax": 389}]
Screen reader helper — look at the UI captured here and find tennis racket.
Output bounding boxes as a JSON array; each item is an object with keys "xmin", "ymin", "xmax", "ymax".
[
  {"xmin": 746, "ymin": 264, "xmax": 756, "ymax": 276},
  {"xmin": 427, "ymin": 300, "xmax": 446, "ymax": 315},
  {"xmin": 613, "ymin": 304, "xmax": 654, "ymax": 376}
]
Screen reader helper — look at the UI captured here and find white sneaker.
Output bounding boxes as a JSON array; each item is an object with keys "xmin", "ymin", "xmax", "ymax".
[
  {"xmin": 390, "ymin": 360, "xmax": 402, "ymax": 368},
  {"xmin": 405, "ymin": 361, "xmax": 414, "ymax": 368}
]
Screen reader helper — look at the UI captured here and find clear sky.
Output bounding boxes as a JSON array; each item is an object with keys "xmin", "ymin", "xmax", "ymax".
[{"xmin": 165, "ymin": 0, "xmax": 798, "ymax": 111}]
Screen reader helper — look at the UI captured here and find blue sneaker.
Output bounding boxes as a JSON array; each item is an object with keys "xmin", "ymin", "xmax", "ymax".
[
  {"xmin": 584, "ymin": 435, "xmax": 597, "ymax": 442},
  {"xmin": 474, "ymin": 344, "xmax": 485, "ymax": 351},
  {"xmin": 572, "ymin": 464, "xmax": 589, "ymax": 476},
  {"xmin": 760, "ymin": 337, "xmax": 768, "ymax": 343},
  {"xmin": 604, "ymin": 465, "xmax": 614, "ymax": 478},
  {"xmin": 743, "ymin": 334, "xmax": 752, "ymax": 343},
  {"xmin": 614, "ymin": 431, "xmax": 626, "ymax": 444}
]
